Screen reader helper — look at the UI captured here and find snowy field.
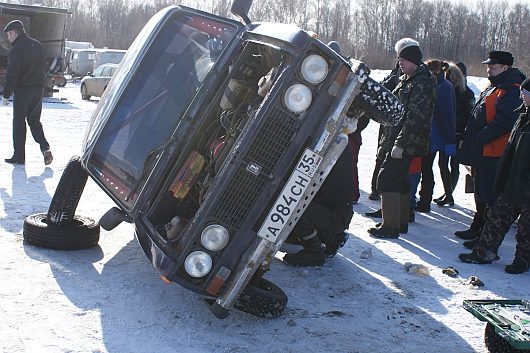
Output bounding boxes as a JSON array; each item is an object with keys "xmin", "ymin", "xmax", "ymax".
[{"xmin": 0, "ymin": 71, "xmax": 526, "ymax": 353}]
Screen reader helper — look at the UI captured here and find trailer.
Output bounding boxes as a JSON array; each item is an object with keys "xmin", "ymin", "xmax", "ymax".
[{"xmin": 0, "ymin": 2, "xmax": 70, "ymax": 96}]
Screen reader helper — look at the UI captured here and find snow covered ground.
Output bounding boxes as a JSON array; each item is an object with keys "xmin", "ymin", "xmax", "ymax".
[{"xmin": 0, "ymin": 71, "xmax": 525, "ymax": 353}]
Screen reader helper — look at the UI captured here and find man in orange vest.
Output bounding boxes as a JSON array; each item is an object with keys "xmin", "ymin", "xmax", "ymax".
[{"xmin": 456, "ymin": 51, "xmax": 525, "ymax": 244}]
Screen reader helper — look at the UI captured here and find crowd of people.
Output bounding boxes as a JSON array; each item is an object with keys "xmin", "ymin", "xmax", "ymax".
[{"xmin": 283, "ymin": 37, "xmax": 529, "ymax": 275}]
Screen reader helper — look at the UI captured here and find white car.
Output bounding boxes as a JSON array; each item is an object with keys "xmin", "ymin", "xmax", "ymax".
[{"xmin": 80, "ymin": 63, "xmax": 118, "ymax": 100}]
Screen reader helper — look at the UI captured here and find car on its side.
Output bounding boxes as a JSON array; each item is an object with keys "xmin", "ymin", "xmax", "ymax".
[
  {"xmin": 24, "ymin": 0, "xmax": 403, "ymax": 319},
  {"xmin": 80, "ymin": 63, "xmax": 118, "ymax": 100}
]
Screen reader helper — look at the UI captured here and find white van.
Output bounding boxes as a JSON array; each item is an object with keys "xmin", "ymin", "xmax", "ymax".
[
  {"xmin": 92, "ymin": 49, "xmax": 127, "ymax": 72},
  {"xmin": 68, "ymin": 48, "xmax": 96, "ymax": 77}
]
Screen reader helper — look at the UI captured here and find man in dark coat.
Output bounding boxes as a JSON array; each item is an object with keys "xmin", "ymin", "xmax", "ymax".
[
  {"xmin": 2, "ymin": 20, "xmax": 53, "ymax": 165},
  {"xmin": 368, "ymin": 38, "xmax": 436, "ymax": 238},
  {"xmin": 456, "ymin": 51, "xmax": 524, "ymax": 241},
  {"xmin": 459, "ymin": 78, "xmax": 530, "ymax": 274}
]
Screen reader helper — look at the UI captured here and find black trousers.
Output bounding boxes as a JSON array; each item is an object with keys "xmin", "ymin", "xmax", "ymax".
[
  {"xmin": 290, "ymin": 202, "xmax": 353, "ymax": 241},
  {"xmin": 419, "ymin": 153, "xmax": 436, "ymax": 205},
  {"xmin": 377, "ymin": 153, "xmax": 412, "ymax": 193},
  {"xmin": 12, "ymin": 86, "xmax": 50, "ymax": 160}
]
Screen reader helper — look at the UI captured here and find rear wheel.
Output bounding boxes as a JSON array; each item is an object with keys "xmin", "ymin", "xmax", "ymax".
[
  {"xmin": 47, "ymin": 155, "xmax": 88, "ymax": 226},
  {"xmin": 484, "ymin": 323, "xmax": 530, "ymax": 353},
  {"xmin": 81, "ymin": 83, "xmax": 91, "ymax": 100},
  {"xmin": 23, "ymin": 213, "xmax": 100, "ymax": 250},
  {"xmin": 234, "ymin": 277, "xmax": 287, "ymax": 318}
]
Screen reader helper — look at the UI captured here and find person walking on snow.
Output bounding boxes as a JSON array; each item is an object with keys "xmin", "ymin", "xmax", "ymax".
[{"xmin": 2, "ymin": 20, "xmax": 53, "ymax": 165}]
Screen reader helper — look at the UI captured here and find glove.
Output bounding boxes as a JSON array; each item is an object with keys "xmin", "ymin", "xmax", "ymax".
[
  {"xmin": 2, "ymin": 97, "xmax": 9, "ymax": 106},
  {"xmin": 347, "ymin": 117, "xmax": 358, "ymax": 133},
  {"xmin": 444, "ymin": 144, "xmax": 456, "ymax": 156},
  {"xmin": 391, "ymin": 145, "xmax": 404, "ymax": 159}
]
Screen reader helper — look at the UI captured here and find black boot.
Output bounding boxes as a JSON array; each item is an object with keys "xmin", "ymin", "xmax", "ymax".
[
  {"xmin": 323, "ymin": 232, "xmax": 349, "ymax": 258},
  {"xmin": 284, "ymin": 231, "xmax": 325, "ymax": 267},
  {"xmin": 408, "ymin": 208, "xmax": 415, "ymax": 223},
  {"xmin": 454, "ymin": 228, "xmax": 480, "ymax": 240},
  {"xmin": 365, "ymin": 209, "xmax": 382, "ymax": 218},
  {"xmin": 505, "ymin": 258, "xmax": 529, "ymax": 274},
  {"xmin": 435, "ymin": 194, "xmax": 454, "ymax": 206}
]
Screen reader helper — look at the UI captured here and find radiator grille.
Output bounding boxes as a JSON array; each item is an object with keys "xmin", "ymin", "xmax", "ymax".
[{"xmin": 212, "ymin": 106, "xmax": 301, "ymax": 229}]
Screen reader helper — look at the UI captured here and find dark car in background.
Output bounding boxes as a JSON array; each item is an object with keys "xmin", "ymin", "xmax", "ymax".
[{"xmin": 23, "ymin": 0, "xmax": 402, "ymax": 319}]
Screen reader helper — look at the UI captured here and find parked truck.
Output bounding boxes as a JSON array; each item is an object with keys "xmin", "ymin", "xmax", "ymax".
[{"xmin": 0, "ymin": 2, "xmax": 70, "ymax": 96}]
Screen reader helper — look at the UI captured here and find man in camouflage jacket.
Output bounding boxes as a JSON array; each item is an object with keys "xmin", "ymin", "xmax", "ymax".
[{"xmin": 369, "ymin": 38, "xmax": 436, "ymax": 238}]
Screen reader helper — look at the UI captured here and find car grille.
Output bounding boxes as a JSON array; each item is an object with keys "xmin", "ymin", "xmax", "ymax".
[{"xmin": 212, "ymin": 106, "xmax": 301, "ymax": 229}]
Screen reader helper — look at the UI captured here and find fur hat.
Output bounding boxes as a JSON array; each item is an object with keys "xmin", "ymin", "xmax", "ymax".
[
  {"xmin": 522, "ymin": 77, "xmax": 530, "ymax": 97},
  {"xmin": 395, "ymin": 38, "xmax": 422, "ymax": 66},
  {"xmin": 482, "ymin": 51, "xmax": 514, "ymax": 66},
  {"xmin": 3, "ymin": 20, "xmax": 24, "ymax": 33},
  {"xmin": 444, "ymin": 62, "xmax": 466, "ymax": 93}
]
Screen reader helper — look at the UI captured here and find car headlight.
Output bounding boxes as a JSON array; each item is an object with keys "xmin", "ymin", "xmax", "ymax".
[
  {"xmin": 301, "ymin": 54, "xmax": 328, "ymax": 84},
  {"xmin": 184, "ymin": 251, "xmax": 212, "ymax": 278},
  {"xmin": 201, "ymin": 224, "xmax": 229, "ymax": 251},
  {"xmin": 284, "ymin": 83, "xmax": 312, "ymax": 114}
]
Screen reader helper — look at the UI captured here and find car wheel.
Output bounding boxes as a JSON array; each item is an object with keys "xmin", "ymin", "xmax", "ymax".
[
  {"xmin": 81, "ymin": 83, "xmax": 91, "ymax": 100},
  {"xmin": 234, "ymin": 277, "xmax": 287, "ymax": 318},
  {"xmin": 484, "ymin": 323, "xmax": 529, "ymax": 353},
  {"xmin": 23, "ymin": 213, "xmax": 100, "ymax": 250},
  {"xmin": 47, "ymin": 155, "xmax": 88, "ymax": 226},
  {"xmin": 56, "ymin": 77, "xmax": 67, "ymax": 87},
  {"xmin": 351, "ymin": 76, "xmax": 403, "ymax": 127}
]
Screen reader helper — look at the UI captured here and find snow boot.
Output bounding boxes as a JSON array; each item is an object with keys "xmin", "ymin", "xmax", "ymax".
[
  {"xmin": 399, "ymin": 192, "xmax": 410, "ymax": 234},
  {"xmin": 323, "ymin": 232, "xmax": 349, "ymax": 258},
  {"xmin": 505, "ymin": 258, "xmax": 529, "ymax": 274},
  {"xmin": 284, "ymin": 230, "xmax": 325, "ymax": 267},
  {"xmin": 368, "ymin": 192, "xmax": 400, "ymax": 238}
]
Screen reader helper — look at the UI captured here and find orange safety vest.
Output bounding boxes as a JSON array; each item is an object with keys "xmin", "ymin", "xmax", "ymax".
[{"xmin": 483, "ymin": 84, "xmax": 520, "ymax": 157}]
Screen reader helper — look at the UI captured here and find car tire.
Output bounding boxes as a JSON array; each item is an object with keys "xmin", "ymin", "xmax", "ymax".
[
  {"xmin": 23, "ymin": 213, "xmax": 100, "ymax": 250},
  {"xmin": 351, "ymin": 76, "xmax": 403, "ymax": 127},
  {"xmin": 47, "ymin": 155, "xmax": 88, "ymax": 226},
  {"xmin": 484, "ymin": 323, "xmax": 529, "ymax": 353},
  {"xmin": 234, "ymin": 277, "xmax": 287, "ymax": 318},
  {"xmin": 55, "ymin": 77, "xmax": 67, "ymax": 87},
  {"xmin": 81, "ymin": 83, "xmax": 91, "ymax": 100},
  {"xmin": 205, "ymin": 299, "xmax": 230, "ymax": 319}
]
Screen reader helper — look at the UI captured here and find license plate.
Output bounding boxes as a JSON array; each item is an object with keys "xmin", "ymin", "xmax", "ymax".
[{"xmin": 258, "ymin": 149, "xmax": 322, "ymax": 242}]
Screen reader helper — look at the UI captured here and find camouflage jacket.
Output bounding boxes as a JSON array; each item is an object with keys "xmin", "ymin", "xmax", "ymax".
[{"xmin": 379, "ymin": 64, "xmax": 436, "ymax": 156}]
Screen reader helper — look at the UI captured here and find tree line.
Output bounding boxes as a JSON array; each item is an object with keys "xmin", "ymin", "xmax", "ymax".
[{"xmin": 29, "ymin": 0, "xmax": 530, "ymax": 75}]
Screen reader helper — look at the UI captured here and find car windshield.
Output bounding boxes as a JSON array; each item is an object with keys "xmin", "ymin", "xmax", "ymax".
[{"xmin": 88, "ymin": 11, "xmax": 238, "ymax": 209}]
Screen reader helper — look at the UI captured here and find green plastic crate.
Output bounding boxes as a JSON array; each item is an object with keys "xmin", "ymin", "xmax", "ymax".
[{"xmin": 464, "ymin": 299, "xmax": 530, "ymax": 351}]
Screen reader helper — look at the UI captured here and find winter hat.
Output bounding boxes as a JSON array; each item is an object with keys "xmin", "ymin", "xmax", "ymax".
[
  {"xmin": 482, "ymin": 51, "xmax": 514, "ymax": 66},
  {"xmin": 456, "ymin": 62, "xmax": 467, "ymax": 76},
  {"xmin": 395, "ymin": 38, "xmax": 422, "ymax": 66},
  {"xmin": 3, "ymin": 20, "xmax": 24, "ymax": 33},
  {"xmin": 426, "ymin": 59, "xmax": 443, "ymax": 73},
  {"xmin": 521, "ymin": 77, "xmax": 530, "ymax": 97}
]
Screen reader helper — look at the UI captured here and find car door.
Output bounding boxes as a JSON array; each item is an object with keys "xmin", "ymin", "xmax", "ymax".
[{"xmin": 85, "ymin": 65, "xmax": 104, "ymax": 96}]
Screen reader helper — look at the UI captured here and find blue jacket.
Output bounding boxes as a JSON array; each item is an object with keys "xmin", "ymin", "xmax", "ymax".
[{"xmin": 430, "ymin": 73, "xmax": 456, "ymax": 155}]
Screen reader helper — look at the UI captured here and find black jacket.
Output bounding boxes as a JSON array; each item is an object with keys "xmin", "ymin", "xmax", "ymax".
[
  {"xmin": 459, "ymin": 68, "xmax": 525, "ymax": 168},
  {"xmin": 494, "ymin": 104, "xmax": 530, "ymax": 205},
  {"xmin": 455, "ymin": 85, "xmax": 475, "ymax": 140},
  {"xmin": 3, "ymin": 33, "xmax": 46, "ymax": 98},
  {"xmin": 313, "ymin": 143, "xmax": 354, "ymax": 212}
]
